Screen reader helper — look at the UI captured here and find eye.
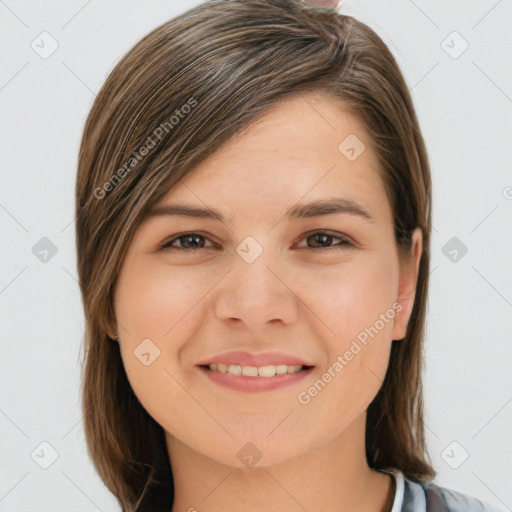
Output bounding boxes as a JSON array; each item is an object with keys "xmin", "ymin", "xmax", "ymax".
[
  {"xmin": 160, "ymin": 232, "xmax": 219, "ymax": 251},
  {"xmin": 299, "ymin": 231, "xmax": 354, "ymax": 251},
  {"xmin": 160, "ymin": 231, "xmax": 354, "ymax": 252}
]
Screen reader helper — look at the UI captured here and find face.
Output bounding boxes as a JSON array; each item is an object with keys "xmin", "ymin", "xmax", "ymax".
[{"xmin": 112, "ymin": 91, "xmax": 422, "ymax": 468}]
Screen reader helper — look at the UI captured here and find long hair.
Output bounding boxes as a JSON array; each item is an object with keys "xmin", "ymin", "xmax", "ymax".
[{"xmin": 75, "ymin": 1, "xmax": 434, "ymax": 510}]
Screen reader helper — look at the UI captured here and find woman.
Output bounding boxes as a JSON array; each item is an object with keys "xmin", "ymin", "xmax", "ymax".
[{"xmin": 74, "ymin": 1, "xmax": 505, "ymax": 510}]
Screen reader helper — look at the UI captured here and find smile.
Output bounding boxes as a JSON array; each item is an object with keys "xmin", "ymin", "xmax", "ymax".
[
  {"xmin": 205, "ymin": 363, "xmax": 306, "ymax": 377},
  {"xmin": 199, "ymin": 363, "xmax": 314, "ymax": 392}
]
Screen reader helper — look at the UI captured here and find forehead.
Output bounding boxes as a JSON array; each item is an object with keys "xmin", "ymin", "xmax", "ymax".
[{"xmin": 154, "ymin": 92, "xmax": 388, "ymax": 220}]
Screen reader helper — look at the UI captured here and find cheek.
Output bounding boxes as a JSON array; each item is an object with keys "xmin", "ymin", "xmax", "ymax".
[
  {"xmin": 114, "ymin": 261, "xmax": 219, "ymax": 437},
  {"xmin": 294, "ymin": 252, "xmax": 398, "ymax": 412},
  {"xmin": 293, "ymin": 251, "xmax": 399, "ymax": 342},
  {"xmin": 115, "ymin": 259, "xmax": 214, "ymax": 340},
  {"xmin": 113, "ymin": 261, "xmax": 215, "ymax": 403}
]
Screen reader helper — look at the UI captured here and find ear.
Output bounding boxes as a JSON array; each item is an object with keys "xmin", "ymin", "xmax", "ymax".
[
  {"xmin": 104, "ymin": 313, "xmax": 119, "ymax": 341},
  {"xmin": 105, "ymin": 325, "xmax": 118, "ymax": 341},
  {"xmin": 391, "ymin": 227, "xmax": 423, "ymax": 341},
  {"xmin": 107, "ymin": 329, "xmax": 116, "ymax": 340}
]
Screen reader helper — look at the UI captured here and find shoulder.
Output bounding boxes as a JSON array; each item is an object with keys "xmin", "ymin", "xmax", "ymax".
[{"xmin": 406, "ymin": 477, "xmax": 506, "ymax": 512}]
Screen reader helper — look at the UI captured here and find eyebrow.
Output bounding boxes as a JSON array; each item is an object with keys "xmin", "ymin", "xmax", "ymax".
[{"xmin": 146, "ymin": 197, "xmax": 375, "ymax": 223}]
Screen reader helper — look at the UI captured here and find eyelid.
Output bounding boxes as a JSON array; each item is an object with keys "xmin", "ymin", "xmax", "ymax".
[
  {"xmin": 294, "ymin": 230, "xmax": 355, "ymax": 251},
  {"xmin": 160, "ymin": 231, "xmax": 220, "ymax": 250},
  {"xmin": 159, "ymin": 230, "xmax": 355, "ymax": 251},
  {"xmin": 298, "ymin": 229, "xmax": 354, "ymax": 246}
]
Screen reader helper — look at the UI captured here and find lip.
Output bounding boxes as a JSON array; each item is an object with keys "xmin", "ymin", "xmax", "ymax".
[
  {"xmin": 196, "ymin": 350, "xmax": 315, "ymax": 392},
  {"xmin": 198, "ymin": 365, "xmax": 314, "ymax": 392},
  {"xmin": 196, "ymin": 350, "xmax": 313, "ymax": 367}
]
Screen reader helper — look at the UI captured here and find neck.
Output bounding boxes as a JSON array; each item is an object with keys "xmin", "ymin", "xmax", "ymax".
[{"xmin": 166, "ymin": 414, "xmax": 394, "ymax": 512}]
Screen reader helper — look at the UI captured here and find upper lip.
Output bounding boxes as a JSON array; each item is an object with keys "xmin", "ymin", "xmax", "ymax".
[{"xmin": 196, "ymin": 350, "xmax": 313, "ymax": 367}]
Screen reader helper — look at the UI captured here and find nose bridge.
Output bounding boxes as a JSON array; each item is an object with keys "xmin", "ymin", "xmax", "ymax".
[
  {"xmin": 214, "ymin": 235, "xmax": 297, "ymax": 325},
  {"xmin": 233, "ymin": 234, "xmax": 282, "ymax": 296}
]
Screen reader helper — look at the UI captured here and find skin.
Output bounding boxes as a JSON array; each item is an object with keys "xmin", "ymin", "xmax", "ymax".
[{"xmin": 112, "ymin": 91, "xmax": 422, "ymax": 512}]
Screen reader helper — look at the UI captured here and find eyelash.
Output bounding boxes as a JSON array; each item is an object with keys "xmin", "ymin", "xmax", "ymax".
[{"xmin": 160, "ymin": 231, "xmax": 354, "ymax": 252}]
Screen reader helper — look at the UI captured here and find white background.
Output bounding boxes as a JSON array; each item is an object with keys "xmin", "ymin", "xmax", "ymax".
[{"xmin": 0, "ymin": 0, "xmax": 511, "ymax": 510}]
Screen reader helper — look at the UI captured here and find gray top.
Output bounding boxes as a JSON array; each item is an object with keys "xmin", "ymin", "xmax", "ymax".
[{"xmin": 378, "ymin": 468, "xmax": 506, "ymax": 512}]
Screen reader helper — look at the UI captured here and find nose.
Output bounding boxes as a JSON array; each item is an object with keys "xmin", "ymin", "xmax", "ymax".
[{"xmin": 213, "ymin": 243, "xmax": 299, "ymax": 330}]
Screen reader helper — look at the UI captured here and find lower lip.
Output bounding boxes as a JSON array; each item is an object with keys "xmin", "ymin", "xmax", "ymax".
[{"xmin": 198, "ymin": 366, "xmax": 314, "ymax": 392}]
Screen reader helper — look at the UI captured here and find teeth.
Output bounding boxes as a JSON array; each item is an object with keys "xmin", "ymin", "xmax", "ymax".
[
  {"xmin": 276, "ymin": 365, "xmax": 288, "ymax": 375},
  {"xmin": 207, "ymin": 363, "xmax": 304, "ymax": 377},
  {"xmin": 241, "ymin": 366, "xmax": 258, "ymax": 377},
  {"xmin": 258, "ymin": 365, "xmax": 275, "ymax": 377},
  {"xmin": 228, "ymin": 364, "xmax": 242, "ymax": 375}
]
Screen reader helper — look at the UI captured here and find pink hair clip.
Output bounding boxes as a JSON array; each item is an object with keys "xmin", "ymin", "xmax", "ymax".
[{"xmin": 298, "ymin": 0, "xmax": 342, "ymax": 12}]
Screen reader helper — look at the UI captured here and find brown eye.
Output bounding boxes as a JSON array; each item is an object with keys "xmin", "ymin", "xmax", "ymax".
[
  {"xmin": 159, "ymin": 231, "xmax": 353, "ymax": 252},
  {"xmin": 161, "ymin": 233, "xmax": 217, "ymax": 250},
  {"xmin": 303, "ymin": 231, "xmax": 353, "ymax": 250}
]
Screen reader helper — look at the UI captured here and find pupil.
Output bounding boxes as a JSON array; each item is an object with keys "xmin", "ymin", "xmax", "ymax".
[
  {"xmin": 185, "ymin": 235, "xmax": 204, "ymax": 248},
  {"xmin": 311, "ymin": 233, "xmax": 332, "ymax": 247}
]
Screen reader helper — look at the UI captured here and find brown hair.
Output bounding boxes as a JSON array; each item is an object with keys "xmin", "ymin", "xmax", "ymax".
[{"xmin": 75, "ymin": 0, "xmax": 435, "ymax": 510}]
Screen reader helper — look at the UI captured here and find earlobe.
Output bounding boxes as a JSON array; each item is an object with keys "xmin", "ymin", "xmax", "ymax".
[
  {"xmin": 106, "ymin": 328, "xmax": 117, "ymax": 341},
  {"xmin": 392, "ymin": 228, "xmax": 423, "ymax": 341},
  {"xmin": 105, "ymin": 317, "xmax": 118, "ymax": 341}
]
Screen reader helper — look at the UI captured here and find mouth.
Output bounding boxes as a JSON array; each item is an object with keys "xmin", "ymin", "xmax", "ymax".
[
  {"xmin": 200, "ymin": 363, "xmax": 314, "ymax": 378},
  {"xmin": 196, "ymin": 350, "xmax": 315, "ymax": 391},
  {"xmin": 197, "ymin": 362, "xmax": 315, "ymax": 392}
]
